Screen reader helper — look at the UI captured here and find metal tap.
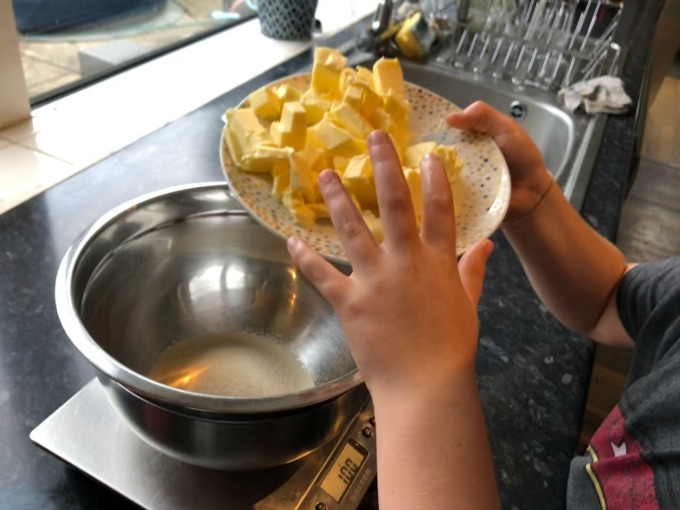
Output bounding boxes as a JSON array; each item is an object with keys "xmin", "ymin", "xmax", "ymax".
[{"xmin": 457, "ymin": 0, "xmax": 472, "ymax": 23}]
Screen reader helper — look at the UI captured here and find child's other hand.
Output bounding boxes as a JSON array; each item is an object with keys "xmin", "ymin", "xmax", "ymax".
[{"xmin": 447, "ymin": 101, "xmax": 552, "ymax": 225}]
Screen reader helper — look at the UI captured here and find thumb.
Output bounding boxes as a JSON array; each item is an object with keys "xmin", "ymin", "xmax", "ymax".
[
  {"xmin": 458, "ymin": 239, "xmax": 494, "ymax": 307},
  {"xmin": 446, "ymin": 101, "xmax": 515, "ymax": 138}
]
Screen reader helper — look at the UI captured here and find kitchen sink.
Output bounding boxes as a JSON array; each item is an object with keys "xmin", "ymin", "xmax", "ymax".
[{"xmin": 348, "ymin": 54, "xmax": 608, "ymax": 212}]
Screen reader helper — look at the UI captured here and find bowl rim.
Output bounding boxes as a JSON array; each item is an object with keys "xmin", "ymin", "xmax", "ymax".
[{"xmin": 55, "ymin": 181, "xmax": 362, "ymax": 414}]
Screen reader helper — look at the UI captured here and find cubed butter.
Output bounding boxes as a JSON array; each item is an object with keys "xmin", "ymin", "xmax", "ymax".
[
  {"xmin": 301, "ymin": 90, "xmax": 333, "ymax": 125},
  {"xmin": 403, "ymin": 167, "xmax": 422, "ymax": 219},
  {"xmin": 307, "ymin": 115, "xmax": 366, "ymax": 158},
  {"xmin": 367, "ymin": 108, "xmax": 395, "ymax": 133},
  {"xmin": 373, "ymin": 58, "xmax": 405, "ymax": 98},
  {"xmin": 247, "ymin": 86, "xmax": 282, "ymax": 119},
  {"xmin": 433, "ymin": 145, "xmax": 465, "ymax": 185},
  {"xmin": 308, "ymin": 202, "xmax": 330, "ymax": 219},
  {"xmin": 342, "ymin": 154, "xmax": 376, "ymax": 204},
  {"xmin": 404, "ymin": 141, "xmax": 437, "ymax": 168},
  {"xmin": 383, "ymin": 89, "xmax": 411, "ymax": 120},
  {"xmin": 241, "ymin": 145, "xmax": 292, "ymax": 172},
  {"xmin": 311, "ymin": 47, "xmax": 348, "ymax": 96},
  {"xmin": 332, "ymin": 155, "xmax": 350, "ymax": 174},
  {"xmin": 270, "ymin": 101, "xmax": 307, "ymax": 150},
  {"xmin": 289, "ymin": 151, "xmax": 319, "ymax": 201},
  {"xmin": 361, "ymin": 210, "xmax": 383, "ymax": 242},
  {"xmin": 225, "ymin": 108, "xmax": 268, "ymax": 161},
  {"xmin": 343, "ymin": 85, "xmax": 364, "ymax": 110},
  {"xmin": 283, "ymin": 191, "xmax": 316, "ymax": 228},
  {"xmin": 329, "ymin": 102, "xmax": 373, "ymax": 139},
  {"xmin": 274, "ymin": 84, "xmax": 302, "ymax": 103},
  {"xmin": 355, "ymin": 66, "xmax": 374, "ymax": 88},
  {"xmin": 271, "ymin": 161, "xmax": 290, "ymax": 199},
  {"xmin": 338, "ymin": 67, "xmax": 357, "ymax": 96}
]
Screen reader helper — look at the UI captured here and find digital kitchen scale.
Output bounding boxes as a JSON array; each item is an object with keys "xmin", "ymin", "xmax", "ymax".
[{"xmin": 30, "ymin": 380, "xmax": 377, "ymax": 510}]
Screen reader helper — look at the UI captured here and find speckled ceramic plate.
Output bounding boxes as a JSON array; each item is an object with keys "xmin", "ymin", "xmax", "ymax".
[{"xmin": 220, "ymin": 73, "xmax": 510, "ymax": 263}]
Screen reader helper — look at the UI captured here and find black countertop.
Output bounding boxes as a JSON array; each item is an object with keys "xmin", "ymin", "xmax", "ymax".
[{"xmin": 0, "ymin": 3, "xmax": 665, "ymax": 509}]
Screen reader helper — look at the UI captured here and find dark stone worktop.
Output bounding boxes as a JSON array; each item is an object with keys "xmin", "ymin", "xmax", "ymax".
[{"xmin": 0, "ymin": 2, "xmax": 665, "ymax": 508}]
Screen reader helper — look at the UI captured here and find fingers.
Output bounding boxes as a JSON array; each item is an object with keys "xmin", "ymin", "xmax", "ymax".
[
  {"xmin": 318, "ymin": 169, "xmax": 380, "ymax": 270},
  {"xmin": 287, "ymin": 236, "xmax": 350, "ymax": 307},
  {"xmin": 368, "ymin": 131, "xmax": 419, "ymax": 249},
  {"xmin": 419, "ymin": 152, "xmax": 457, "ymax": 253},
  {"xmin": 446, "ymin": 101, "xmax": 516, "ymax": 139},
  {"xmin": 458, "ymin": 239, "xmax": 494, "ymax": 308}
]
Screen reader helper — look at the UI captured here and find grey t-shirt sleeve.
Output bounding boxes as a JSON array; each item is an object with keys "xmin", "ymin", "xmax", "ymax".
[
  {"xmin": 568, "ymin": 258, "xmax": 680, "ymax": 509},
  {"xmin": 617, "ymin": 257, "xmax": 680, "ymax": 379}
]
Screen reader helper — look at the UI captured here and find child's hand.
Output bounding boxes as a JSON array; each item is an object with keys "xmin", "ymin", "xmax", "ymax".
[
  {"xmin": 447, "ymin": 101, "xmax": 552, "ymax": 225},
  {"xmin": 287, "ymin": 131, "xmax": 493, "ymax": 399}
]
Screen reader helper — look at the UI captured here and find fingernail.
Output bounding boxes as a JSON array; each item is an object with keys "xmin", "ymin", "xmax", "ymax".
[
  {"xmin": 287, "ymin": 236, "xmax": 301, "ymax": 251},
  {"xmin": 368, "ymin": 130, "xmax": 388, "ymax": 145},
  {"xmin": 422, "ymin": 152, "xmax": 434, "ymax": 161},
  {"xmin": 318, "ymin": 169, "xmax": 335, "ymax": 187}
]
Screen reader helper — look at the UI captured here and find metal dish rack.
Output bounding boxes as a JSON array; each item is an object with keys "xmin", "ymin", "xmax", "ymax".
[{"xmin": 433, "ymin": 0, "xmax": 624, "ymax": 91}]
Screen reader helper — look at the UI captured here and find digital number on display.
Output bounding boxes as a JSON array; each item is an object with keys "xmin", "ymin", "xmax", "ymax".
[{"xmin": 319, "ymin": 438, "xmax": 369, "ymax": 503}]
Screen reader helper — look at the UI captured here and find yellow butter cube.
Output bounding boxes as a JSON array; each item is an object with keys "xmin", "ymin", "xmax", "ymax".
[
  {"xmin": 301, "ymin": 90, "xmax": 333, "ymax": 125},
  {"xmin": 383, "ymin": 89, "xmax": 411, "ymax": 120},
  {"xmin": 342, "ymin": 154, "xmax": 376, "ymax": 205},
  {"xmin": 404, "ymin": 141, "xmax": 437, "ymax": 168},
  {"xmin": 433, "ymin": 145, "xmax": 465, "ymax": 185},
  {"xmin": 283, "ymin": 191, "xmax": 316, "ymax": 228},
  {"xmin": 289, "ymin": 151, "xmax": 318, "ymax": 201},
  {"xmin": 355, "ymin": 66, "xmax": 374, "ymax": 88},
  {"xmin": 311, "ymin": 47, "xmax": 348, "ymax": 96},
  {"xmin": 241, "ymin": 145, "xmax": 292, "ymax": 172},
  {"xmin": 307, "ymin": 115, "xmax": 366, "ymax": 158},
  {"xmin": 274, "ymin": 84, "xmax": 302, "ymax": 103},
  {"xmin": 271, "ymin": 161, "xmax": 290, "ymax": 199},
  {"xmin": 367, "ymin": 108, "xmax": 395, "ymax": 133},
  {"xmin": 373, "ymin": 58, "xmax": 405, "ymax": 98},
  {"xmin": 225, "ymin": 108, "xmax": 268, "ymax": 163},
  {"xmin": 361, "ymin": 209, "xmax": 383, "ymax": 242},
  {"xmin": 270, "ymin": 101, "xmax": 307, "ymax": 150},
  {"xmin": 403, "ymin": 166, "xmax": 422, "ymax": 219},
  {"xmin": 343, "ymin": 85, "xmax": 364, "ymax": 110},
  {"xmin": 247, "ymin": 86, "xmax": 282, "ymax": 119},
  {"xmin": 329, "ymin": 102, "xmax": 373, "ymax": 139},
  {"xmin": 332, "ymin": 155, "xmax": 350, "ymax": 174},
  {"xmin": 291, "ymin": 205, "xmax": 316, "ymax": 228},
  {"xmin": 339, "ymin": 67, "xmax": 357, "ymax": 96},
  {"xmin": 308, "ymin": 202, "xmax": 330, "ymax": 219}
]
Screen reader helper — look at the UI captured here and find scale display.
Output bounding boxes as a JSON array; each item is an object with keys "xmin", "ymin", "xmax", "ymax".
[{"xmin": 320, "ymin": 438, "xmax": 368, "ymax": 503}]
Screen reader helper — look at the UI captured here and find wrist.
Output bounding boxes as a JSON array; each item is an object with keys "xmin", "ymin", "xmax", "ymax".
[
  {"xmin": 502, "ymin": 170, "xmax": 554, "ymax": 227},
  {"xmin": 368, "ymin": 369, "xmax": 479, "ymax": 411}
]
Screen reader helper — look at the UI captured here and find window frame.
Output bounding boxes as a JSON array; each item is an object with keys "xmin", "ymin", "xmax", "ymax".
[{"xmin": 0, "ymin": 1, "xmax": 30, "ymax": 129}]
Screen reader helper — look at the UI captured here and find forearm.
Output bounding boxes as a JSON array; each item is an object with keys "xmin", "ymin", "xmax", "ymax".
[
  {"xmin": 502, "ymin": 173, "xmax": 628, "ymax": 340},
  {"xmin": 371, "ymin": 376, "xmax": 500, "ymax": 510}
]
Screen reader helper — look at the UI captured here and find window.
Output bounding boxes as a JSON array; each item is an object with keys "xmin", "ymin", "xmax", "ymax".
[{"xmin": 12, "ymin": 0, "xmax": 257, "ymax": 103}]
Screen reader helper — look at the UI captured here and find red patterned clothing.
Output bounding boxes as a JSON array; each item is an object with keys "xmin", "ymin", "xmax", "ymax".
[{"xmin": 567, "ymin": 258, "xmax": 680, "ymax": 509}]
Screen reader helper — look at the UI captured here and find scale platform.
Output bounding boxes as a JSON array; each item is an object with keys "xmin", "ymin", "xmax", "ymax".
[{"xmin": 30, "ymin": 380, "xmax": 377, "ymax": 510}]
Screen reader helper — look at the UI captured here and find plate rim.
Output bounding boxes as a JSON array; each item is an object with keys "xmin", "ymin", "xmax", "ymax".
[{"xmin": 220, "ymin": 72, "xmax": 511, "ymax": 263}]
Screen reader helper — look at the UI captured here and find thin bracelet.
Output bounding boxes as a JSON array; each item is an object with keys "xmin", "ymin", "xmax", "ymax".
[{"xmin": 503, "ymin": 176, "xmax": 555, "ymax": 227}]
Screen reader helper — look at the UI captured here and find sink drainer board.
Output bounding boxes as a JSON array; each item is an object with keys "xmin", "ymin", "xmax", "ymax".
[{"xmin": 434, "ymin": 0, "xmax": 623, "ymax": 91}]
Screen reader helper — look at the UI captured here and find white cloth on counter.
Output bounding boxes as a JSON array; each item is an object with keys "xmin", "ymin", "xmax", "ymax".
[{"xmin": 558, "ymin": 76, "xmax": 633, "ymax": 114}]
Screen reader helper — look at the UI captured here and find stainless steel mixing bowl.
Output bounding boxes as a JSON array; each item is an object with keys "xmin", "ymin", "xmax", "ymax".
[{"xmin": 55, "ymin": 182, "xmax": 364, "ymax": 470}]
